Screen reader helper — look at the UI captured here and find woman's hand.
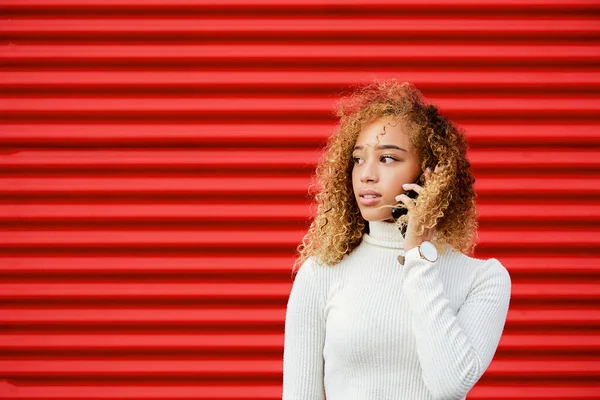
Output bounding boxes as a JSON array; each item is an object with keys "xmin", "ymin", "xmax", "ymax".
[{"xmin": 395, "ymin": 165, "xmax": 439, "ymax": 253}]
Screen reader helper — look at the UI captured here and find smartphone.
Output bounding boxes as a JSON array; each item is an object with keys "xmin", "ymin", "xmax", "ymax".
[{"xmin": 391, "ymin": 174, "xmax": 424, "ymax": 220}]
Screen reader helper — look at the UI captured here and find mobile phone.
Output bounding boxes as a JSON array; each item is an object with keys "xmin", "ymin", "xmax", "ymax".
[{"xmin": 391, "ymin": 174, "xmax": 424, "ymax": 220}]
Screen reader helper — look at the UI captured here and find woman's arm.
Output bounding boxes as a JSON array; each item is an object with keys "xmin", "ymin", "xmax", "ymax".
[
  {"xmin": 401, "ymin": 253, "xmax": 512, "ymax": 400},
  {"xmin": 282, "ymin": 257, "xmax": 326, "ymax": 400}
]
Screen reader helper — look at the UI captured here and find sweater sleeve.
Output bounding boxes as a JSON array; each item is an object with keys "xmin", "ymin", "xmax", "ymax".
[
  {"xmin": 282, "ymin": 256, "xmax": 326, "ymax": 400},
  {"xmin": 401, "ymin": 250, "xmax": 512, "ymax": 400}
]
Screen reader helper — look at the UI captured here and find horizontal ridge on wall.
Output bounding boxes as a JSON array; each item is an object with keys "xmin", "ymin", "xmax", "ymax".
[
  {"xmin": 2, "ymin": 0, "xmax": 599, "ymax": 17},
  {"xmin": 1, "ymin": 0, "xmax": 599, "ymax": 398}
]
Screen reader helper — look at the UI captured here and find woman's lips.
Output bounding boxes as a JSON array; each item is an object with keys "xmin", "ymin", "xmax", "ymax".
[{"xmin": 359, "ymin": 195, "xmax": 381, "ymax": 206}]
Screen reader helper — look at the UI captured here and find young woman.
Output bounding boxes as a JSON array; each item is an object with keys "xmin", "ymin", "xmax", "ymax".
[{"xmin": 282, "ymin": 79, "xmax": 512, "ymax": 400}]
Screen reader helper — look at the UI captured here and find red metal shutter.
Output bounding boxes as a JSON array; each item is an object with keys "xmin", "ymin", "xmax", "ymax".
[{"xmin": 1, "ymin": 0, "xmax": 599, "ymax": 398}]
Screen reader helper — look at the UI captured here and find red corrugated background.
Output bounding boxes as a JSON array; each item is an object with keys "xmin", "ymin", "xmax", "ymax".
[{"xmin": 1, "ymin": 0, "xmax": 599, "ymax": 398}]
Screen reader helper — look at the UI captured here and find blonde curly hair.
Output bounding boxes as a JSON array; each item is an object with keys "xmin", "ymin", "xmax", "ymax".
[{"xmin": 293, "ymin": 79, "xmax": 479, "ymax": 272}]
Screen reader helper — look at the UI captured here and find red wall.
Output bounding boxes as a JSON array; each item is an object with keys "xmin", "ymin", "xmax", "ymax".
[{"xmin": 1, "ymin": 0, "xmax": 599, "ymax": 398}]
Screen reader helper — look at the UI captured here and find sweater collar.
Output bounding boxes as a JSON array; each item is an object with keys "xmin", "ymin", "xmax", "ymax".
[{"xmin": 363, "ymin": 220, "xmax": 405, "ymax": 249}]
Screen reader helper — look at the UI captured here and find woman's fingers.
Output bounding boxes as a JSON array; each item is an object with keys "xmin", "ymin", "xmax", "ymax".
[
  {"xmin": 394, "ymin": 194, "xmax": 416, "ymax": 209},
  {"xmin": 396, "ymin": 162, "xmax": 444, "ymax": 206},
  {"xmin": 423, "ymin": 163, "xmax": 444, "ymax": 182},
  {"xmin": 400, "ymin": 183, "xmax": 423, "ymax": 194}
]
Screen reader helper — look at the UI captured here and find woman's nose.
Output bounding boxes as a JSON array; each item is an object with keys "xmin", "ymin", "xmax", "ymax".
[{"xmin": 360, "ymin": 162, "xmax": 378, "ymax": 183}]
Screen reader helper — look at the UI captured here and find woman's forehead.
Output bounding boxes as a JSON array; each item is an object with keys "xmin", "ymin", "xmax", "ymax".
[{"xmin": 355, "ymin": 117, "xmax": 409, "ymax": 148}]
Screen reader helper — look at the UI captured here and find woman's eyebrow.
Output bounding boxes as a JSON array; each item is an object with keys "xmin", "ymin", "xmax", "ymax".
[{"xmin": 353, "ymin": 144, "xmax": 408, "ymax": 152}]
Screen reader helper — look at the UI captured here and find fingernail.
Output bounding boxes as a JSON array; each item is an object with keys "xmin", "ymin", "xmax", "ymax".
[
  {"xmin": 426, "ymin": 167, "xmax": 432, "ymax": 173},
  {"xmin": 402, "ymin": 183, "xmax": 410, "ymax": 188}
]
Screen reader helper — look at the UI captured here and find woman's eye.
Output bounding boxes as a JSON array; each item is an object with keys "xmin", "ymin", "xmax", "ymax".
[{"xmin": 353, "ymin": 156, "xmax": 398, "ymax": 164}]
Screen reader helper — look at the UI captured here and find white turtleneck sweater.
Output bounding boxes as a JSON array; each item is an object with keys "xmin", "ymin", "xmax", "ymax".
[{"xmin": 282, "ymin": 220, "xmax": 512, "ymax": 400}]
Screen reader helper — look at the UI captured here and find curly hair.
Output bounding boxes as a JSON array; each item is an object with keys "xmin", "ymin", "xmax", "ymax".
[{"xmin": 293, "ymin": 79, "xmax": 479, "ymax": 272}]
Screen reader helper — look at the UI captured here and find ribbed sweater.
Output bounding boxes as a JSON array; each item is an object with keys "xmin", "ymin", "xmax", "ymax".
[{"xmin": 282, "ymin": 220, "xmax": 512, "ymax": 400}]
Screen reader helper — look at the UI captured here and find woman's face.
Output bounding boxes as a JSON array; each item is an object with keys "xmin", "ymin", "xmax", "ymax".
[{"xmin": 351, "ymin": 116, "xmax": 422, "ymax": 222}]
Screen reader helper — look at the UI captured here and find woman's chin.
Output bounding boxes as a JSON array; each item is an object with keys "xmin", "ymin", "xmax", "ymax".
[{"xmin": 360, "ymin": 210, "xmax": 394, "ymax": 222}]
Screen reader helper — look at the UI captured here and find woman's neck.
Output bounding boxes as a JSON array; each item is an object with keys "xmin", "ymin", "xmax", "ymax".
[{"xmin": 362, "ymin": 220, "xmax": 405, "ymax": 249}]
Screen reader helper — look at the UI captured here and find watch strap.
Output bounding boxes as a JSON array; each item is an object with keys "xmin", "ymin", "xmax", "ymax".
[{"xmin": 404, "ymin": 246, "xmax": 422, "ymax": 263}]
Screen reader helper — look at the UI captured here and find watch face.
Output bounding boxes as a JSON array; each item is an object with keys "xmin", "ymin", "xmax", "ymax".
[{"xmin": 421, "ymin": 241, "xmax": 438, "ymax": 262}]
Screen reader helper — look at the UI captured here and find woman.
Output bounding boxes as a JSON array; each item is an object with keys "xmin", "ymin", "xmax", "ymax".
[{"xmin": 282, "ymin": 79, "xmax": 512, "ymax": 400}]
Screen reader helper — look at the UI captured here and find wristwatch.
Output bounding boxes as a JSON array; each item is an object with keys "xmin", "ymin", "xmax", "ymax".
[{"xmin": 400, "ymin": 240, "xmax": 439, "ymax": 264}]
